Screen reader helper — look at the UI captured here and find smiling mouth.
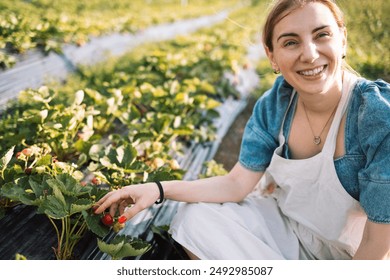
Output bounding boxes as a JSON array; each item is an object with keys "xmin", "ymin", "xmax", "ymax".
[{"xmin": 298, "ymin": 65, "xmax": 327, "ymax": 76}]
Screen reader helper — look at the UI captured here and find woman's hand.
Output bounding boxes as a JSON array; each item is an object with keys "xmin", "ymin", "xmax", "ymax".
[{"xmin": 93, "ymin": 183, "xmax": 161, "ymax": 224}]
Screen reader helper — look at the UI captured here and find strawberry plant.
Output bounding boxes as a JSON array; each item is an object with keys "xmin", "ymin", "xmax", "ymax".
[
  {"xmin": 97, "ymin": 235, "xmax": 151, "ymax": 260},
  {"xmin": 88, "ymin": 140, "xmax": 183, "ymax": 188},
  {"xmin": 0, "ymin": 0, "xmax": 239, "ymax": 69},
  {"xmin": 0, "ymin": 87, "xmax": 100, "ymax": 162},
  {"xmin": 0, "ymin": 145, "xmax": 110, "ymax": 259}
]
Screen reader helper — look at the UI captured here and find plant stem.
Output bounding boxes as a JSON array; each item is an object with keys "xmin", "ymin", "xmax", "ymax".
[{"xmin": 48, "ymin": 217, "xmax": 61, "ymax": 259}]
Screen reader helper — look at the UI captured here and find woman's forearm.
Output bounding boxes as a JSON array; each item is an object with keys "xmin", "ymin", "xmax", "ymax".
[
  {"xmin": 353, "ymin": 220, "xmax": 390, "ymax": 260},
  {"xmin": 93, "ymin": 162, "xmax": 263, "ymax": 222},
  {"xmin": 163, "ymin": 162, "xmax": 263, "ymax": 204}
]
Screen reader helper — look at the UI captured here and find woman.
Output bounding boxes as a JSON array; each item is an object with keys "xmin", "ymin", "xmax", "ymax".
[{"xmin": 94, "ymin": 0, "xmax": 390, "ymax": 260}]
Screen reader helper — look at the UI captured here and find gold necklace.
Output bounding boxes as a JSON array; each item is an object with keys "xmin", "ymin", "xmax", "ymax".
[{"xmin": 301, "ymin": 99, "xmax": 340, "ymax": 145}]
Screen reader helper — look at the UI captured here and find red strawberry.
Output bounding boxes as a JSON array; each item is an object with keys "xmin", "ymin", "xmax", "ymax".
[
  {"xmin": 101, "ymin": 213, "xmax": 113, "ymax": 226},
  {"xmin": 91, "ymin": 177, "xmax": 101, "ymax": 185}
]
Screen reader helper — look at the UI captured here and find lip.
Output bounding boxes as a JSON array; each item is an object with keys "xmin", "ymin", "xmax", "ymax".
[{"xmin": 297, "ymin": 65, "xmax": 327, "ymax": 76}]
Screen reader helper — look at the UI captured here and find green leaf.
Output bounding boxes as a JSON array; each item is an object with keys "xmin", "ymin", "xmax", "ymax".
[
  {"xmin": 29, "ymin": 175, "xmax": 49, "ymax": 198},
  {"xmin": 200, "ymin": 80, "xmax": 216, "ymax": 94},
  {"xmin": 205, "ymin": 99, "xmax": 221, "ymax": 110},
  {"xmin": 82, "ymin": 210, "xmax": 110, "ymax": 238},
  {"xmin": 36, "ymin": 154, "xmax": 52, "ymax": 167},
  {"xmin": 40, "ymin": 195, "xmax": 68, "ymax": 219},
  {"xmin": 97, "ymin": 235, "xmax": 151, "ymax": 259},
  {"xmin": 47, "ymin": 174, "xmax": 91, "ymax": 197},
  {"xmin": 97, "ymin": 238, "xmax": 124, "ymax": 257},
  {"xmin": 89, "ymin": 144, "xmax": 105, "ymax": 161},
  {"xmin": 115, "ymin": 241, "xmax": 151, "ymax": 259},
  {"xmin": 133, "ymin": 132, "xmax": 154, "ymax": 142},
  {"xmin": 1, "ymin": 177, "xmax": 42, "ymax": 206},
  {"xmin": 1, "ymin": 181, "xmax": 27, "ymax": 202},
  {"xmin": 84, "ymin": 88, "xmax": 104, "ymax": 103},
  {"xmin": 118, "ymin": 145, "xmax": 137, "ymax": 168},
  {"xmin": 70, "ymin": 198, "xmax": 93, "ymax": 215},
  {"xmin": 172, "ymin": 127, "xmax": 194, "ymax": 136},
  {"xmin": 148, "ymin": 171, "xmax": 175, "ymax": 182},
  {"xmin": 46, "ymin": 178, "xmax": 67, "ymax": 205}
]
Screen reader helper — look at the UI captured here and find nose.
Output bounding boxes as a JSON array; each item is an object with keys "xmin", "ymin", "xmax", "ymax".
[{"xmin": 300, "ymin": 42, "xmax": 319, "ymax": 63}]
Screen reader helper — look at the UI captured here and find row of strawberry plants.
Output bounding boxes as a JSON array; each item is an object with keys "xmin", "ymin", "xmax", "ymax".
[
  {"xmin": 0, "ymin": 0, "xmax": 239, "ymax": 69},
  {"xmin": 0, "ymin": 2, "xmax": 267, "ymax": 259}
]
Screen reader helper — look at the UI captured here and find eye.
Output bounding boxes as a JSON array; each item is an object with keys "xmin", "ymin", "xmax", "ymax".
[
  {"xmin": 316, "ymin": 31, "xmax": 331, "ymax": 39},
  {"xmin": 283, "ymin": 40, "xmax": 297, "ymax": 47}
]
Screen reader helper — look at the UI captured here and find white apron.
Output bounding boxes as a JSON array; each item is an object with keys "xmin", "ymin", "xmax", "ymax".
[
  {"xmin": 170, "ymin": 71, "xmax": 367, "ymax": 259},
  {"xmin": 264, "ymin": 71, "xmax": 367, "ymax": 259}
]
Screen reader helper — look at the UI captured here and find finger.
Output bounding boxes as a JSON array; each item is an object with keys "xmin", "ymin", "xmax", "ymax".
[
  {"xmin": 118, "ymin": 201, "xmax": 128, "ymax": 215},
  {"xmin": 117, "ymin": 203, "xmax": 144, "ymax": 224},
  {"xmin": 93, "ymin": 191, "xmax": 118, "ymax": 214},
  {"xmin": 109, "ymin": 202, "xmax": 119, "ymax": 218}
]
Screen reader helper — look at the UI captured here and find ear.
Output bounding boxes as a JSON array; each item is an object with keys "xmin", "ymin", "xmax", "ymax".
[{"xmin": 265, "ymin": 45, "xmax": 278, "ymax": 70}]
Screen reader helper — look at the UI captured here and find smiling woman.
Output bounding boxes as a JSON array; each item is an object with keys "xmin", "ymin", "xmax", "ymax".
[{"xmin": 94, "ymin": 0, "xmax": 390, "ymax": 260}]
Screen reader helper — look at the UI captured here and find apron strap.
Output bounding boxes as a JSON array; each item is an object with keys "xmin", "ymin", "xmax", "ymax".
[
  {"xmin": 278, "ymin": 89, "xmax": 297, "ymax": 144},
  {"xmin": 322, "ymin": 71, "xmax": 359, "ymax": 155}
]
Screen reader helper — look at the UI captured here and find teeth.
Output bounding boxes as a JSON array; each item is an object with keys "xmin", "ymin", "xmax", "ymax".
[{"xmin": 299, "ymin": 66, "xmax": 325, "ymax": 76}]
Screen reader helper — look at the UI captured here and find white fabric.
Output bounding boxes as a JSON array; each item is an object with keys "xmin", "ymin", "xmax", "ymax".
[{"xmin": 170, "ymin": 72, "xmax": 367, "ymax": 259}]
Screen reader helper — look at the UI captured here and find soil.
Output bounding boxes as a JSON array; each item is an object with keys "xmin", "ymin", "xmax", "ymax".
[{"xmin": 213, "ymin": 96, "xmax": 257, "ymax": 171}]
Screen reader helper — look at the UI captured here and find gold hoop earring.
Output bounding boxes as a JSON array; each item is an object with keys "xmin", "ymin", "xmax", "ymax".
[{"xmin": 273, "ymin": 69, "xmax": 280, "ymax": 74}]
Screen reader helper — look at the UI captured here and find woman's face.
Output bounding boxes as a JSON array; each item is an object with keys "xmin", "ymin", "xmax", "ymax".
[{"xmin": 266, "ymin": 2, "xmax": 346, "ymax": 97}]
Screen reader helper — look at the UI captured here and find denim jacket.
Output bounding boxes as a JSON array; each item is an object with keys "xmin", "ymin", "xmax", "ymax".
[{"xmin": 239, "ymin": 75, "xmax": 390, "ymax": 223}]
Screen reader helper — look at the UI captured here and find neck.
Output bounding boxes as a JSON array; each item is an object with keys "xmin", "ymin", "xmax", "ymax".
[{"xmin": 298, "ymin": 75, "xmax": 343, "ymax": 115}]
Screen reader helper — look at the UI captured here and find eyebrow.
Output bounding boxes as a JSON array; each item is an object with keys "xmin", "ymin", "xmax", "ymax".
[{"xmin": 276, "ymin": 25, "xmax": 330, "ymax": 42}]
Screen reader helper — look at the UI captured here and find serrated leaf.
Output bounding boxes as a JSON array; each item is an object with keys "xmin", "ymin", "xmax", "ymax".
[
  {"xmin": 1, "ymin": 178, "xmax": 41, "ymax": 206},
  {"xmin": 47, "ymin": 174, "xmax": 91, "ymax": 197},
  {"xmin": 98, "ymin": 235, "xmax": 151, "ymax": 259},
  {"xmin": 82, "ymin": 210, "xmax": 110, "ymax": 238},
  {"xmin": 46, "ymin": 179, "xmax": 66, "ymax": 205},
  {"xmin": 1, "ymin": 181, "xmax": 26, "ymax": 202},
  {"xmin": 119, "ymin": 145, "xmax": 137, "ymax": 168},
  {"xmin": 70, "ymin": 198, "xmax": 93, "ymax": 215},
  {"xmin": 115, "ymin": 242, "xmax": 151, "ymax": 259},
  {"xmin": 97, "ymin": 238, "xmax": 124, "ymax": 257},
  {"xmin": 41, "ymin": 195, "xmax": 68, "ymax": 219},
  {"xmin": 29, "ymin": 175, "xmax": 49, "ymax": 197}
]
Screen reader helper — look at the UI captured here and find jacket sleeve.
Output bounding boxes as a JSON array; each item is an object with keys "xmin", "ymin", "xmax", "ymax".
[
  {"xmin": 357, "ymin": 79, "xmax": 390, "ymax": 223},
  {"xmin": 239, "ymin": 76, "xmax": 292, "ymax": 171}
]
